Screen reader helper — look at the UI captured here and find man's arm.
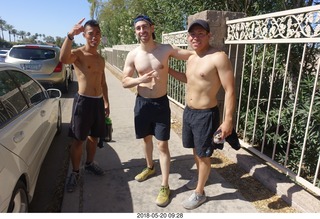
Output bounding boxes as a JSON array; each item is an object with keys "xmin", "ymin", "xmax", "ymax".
[
  {"xmin": 101, "ymin": 62, "xmax": 110, "ymax": 117},
  {"xmin": 60, "ymin": 18, "xmax": 85, "ymax": 64},
  {"xmin": 60, "ymin": 37, "xmax": 77, "ymax": 64},
  {"xmin": 169, "ymin": 45, "xmax": 194, "ymax": 61},
  {"xmin": 217, "ymin": 52, "xmax": 236, "ymax": 139},
  {"xmin": 168, "ymin": 68, "xmax": 187, "ymax": 83}
]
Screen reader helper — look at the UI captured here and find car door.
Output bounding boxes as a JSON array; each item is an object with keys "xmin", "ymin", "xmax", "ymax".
[
  {"xmin": 0, "ymin": 69, "xmax": 47, "ymax": 187},
  {"xmin": 11, "ymin": 68, "xmax": 59, "ymax": 153}
]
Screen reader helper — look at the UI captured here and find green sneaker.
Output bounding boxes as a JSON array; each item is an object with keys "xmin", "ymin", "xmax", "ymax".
[
  {"xmin": 156, "ymin": 186, "xmax": 170, "ymax": 207},
  {"xmin": 135, "ymin": 166, "xmax": 155, "ymax": 182}
]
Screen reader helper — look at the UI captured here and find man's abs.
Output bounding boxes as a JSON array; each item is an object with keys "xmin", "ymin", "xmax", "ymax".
[
  {"xmin": 78, "ymin": 83, "xmax": 103, "ymax": 97},
  {"xmin": 186, "ymin": 92, "xmax": 218, "ymax": 109},
  {"xmin": 137, "ymin": 80, "xmax": 168, "ymax": 98},
  {"xmin": 75, "ymin": 69, "xmax": 103, "ymax": 97}
]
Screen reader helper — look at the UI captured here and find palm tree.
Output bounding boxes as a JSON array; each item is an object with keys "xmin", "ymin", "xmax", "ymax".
[
  {"xmin": 11, "ymin": 29, "xmax": 17, "ymax": 42},
  {"xmin": 87, "ymin": 0, "xmax": 102, "ymax": 20},
  {"xmin": 0, "ymin": 18, "xmax": 7, "ymax": 40},
  {"xmin": 26, "ymin": 32, "xmax": 31, "ymax": 39},
  {"xmin": 5, "ymin": 24, "xmax": 14, "ymax": 42},
  {"xmin": 17, "ymin": 30, "xmax": 26, "ymax": 41}
]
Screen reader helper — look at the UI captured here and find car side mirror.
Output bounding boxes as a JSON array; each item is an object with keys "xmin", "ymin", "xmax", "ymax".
[{"xmin": 47, "ymin": 88, "xmax": 62, "ymax": 98}]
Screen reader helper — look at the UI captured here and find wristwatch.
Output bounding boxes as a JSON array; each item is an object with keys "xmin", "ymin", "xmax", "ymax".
[{"xmin": 67, "ymin": 33, "xmax": 74, "ymax": 41}]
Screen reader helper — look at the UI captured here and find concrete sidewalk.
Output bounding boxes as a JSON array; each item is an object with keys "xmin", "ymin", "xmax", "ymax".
[{"xmin": 60, "ymin": 67, "xmax": 258, "ymax": 213}]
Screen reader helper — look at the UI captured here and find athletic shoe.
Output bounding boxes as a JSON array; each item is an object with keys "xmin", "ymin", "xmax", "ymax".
[
  {"xmin": 134, "ymin": 166, "xmax": 155, "ymax": 182},
  {"xmin": 66, "ymin": 172, "xmax": 80, "ymax": 193},
  {"xmin": 85, "ymin": 161, "xmax": 105, "ymax": 175},
  {"xmin": 182, "ymin": 191, "xmax": 207, "ymax": 210},
  {"xmin": 156, "ymin": 186, "xmax": 170, "ymax": 207},
  {"xmin": 185, "ymin": 176, "xmax": 198, "ymax": 190}
]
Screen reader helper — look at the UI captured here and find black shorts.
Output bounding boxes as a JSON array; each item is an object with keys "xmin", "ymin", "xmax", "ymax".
[
  {"xmin": 182, "ymin": 106, "xmax": 220, "ymax": 157},
  {"xmin": 134, "ymin": 94, "xmax": 171, "ymax": 140},
  {"xmin": 68, "ymin": 93, "xmax": 106, "ymax": 141}
]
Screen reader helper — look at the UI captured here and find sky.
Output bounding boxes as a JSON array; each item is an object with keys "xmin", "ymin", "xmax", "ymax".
[{"xmin": 0, "ymin": 0, "xmax": 92, "ymax": 45}]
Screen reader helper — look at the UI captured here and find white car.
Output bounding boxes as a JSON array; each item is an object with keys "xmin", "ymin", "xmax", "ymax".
[
  {"xmin": 5, "ymin": 45, "xmax": 73, "ymax": 93},
  {"xmin": 0, "ymin": 50, "xmax": 9, "ymax": 63},
  {"xmin": 0, "ymin": 63, "xmax": 62, "ymax": 212}
]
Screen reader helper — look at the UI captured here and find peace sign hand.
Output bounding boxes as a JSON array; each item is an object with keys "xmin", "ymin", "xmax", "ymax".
[{"xmin": 68, "ymin": 18, "xmax": 85, "ymax": 37}]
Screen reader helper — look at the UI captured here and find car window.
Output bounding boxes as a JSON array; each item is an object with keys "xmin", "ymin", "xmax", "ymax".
[
  {"xmin": 9, "ymin": 47, "xmax": 56, "ymax": 60},
  {"xmin": 0, "ymin": 50, "xmax": 9, "ymax": 55},
  {"xmin": 8, "ymin": 70, "xmax": 46, "ymax": 105},
  {"xmin": 0, "ymin": 100, "xmax": 10, "ymax": 126},
  {"xmin": 0, "ymin": 71, "xmax": 29, "ymax": 126}
]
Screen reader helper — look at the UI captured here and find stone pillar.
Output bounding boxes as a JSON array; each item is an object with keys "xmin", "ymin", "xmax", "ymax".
[{"xmin": 188, "ymin": 10, "xmax": 246, "ymax": 124}]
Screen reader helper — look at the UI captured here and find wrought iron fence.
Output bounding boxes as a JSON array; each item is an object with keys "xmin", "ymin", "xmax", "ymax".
[{"xmin": 225, "ymin": 5, "xmax": 320, "ymax": 195}]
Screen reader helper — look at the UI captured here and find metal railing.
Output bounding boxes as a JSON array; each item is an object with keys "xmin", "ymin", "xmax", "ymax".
[
  {"xmin": 103, "ymin": 5, "xmax": 320, "ymax": 196},
  {"xmin": 226, "ymin": 5, "xmax": 320, "ymax": 195}
]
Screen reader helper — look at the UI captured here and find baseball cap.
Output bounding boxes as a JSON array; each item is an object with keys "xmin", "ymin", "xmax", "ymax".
[
  {"xmin": 188, "ymin": 19, "xmax": 210, "ymax": 32},
  {"xmin": 133, "ymin": 15, "xmax": 154, "ymax": 25},
  {"xmin": 133, "ymin": 15, "xmax": 156, "ymax": 40}
]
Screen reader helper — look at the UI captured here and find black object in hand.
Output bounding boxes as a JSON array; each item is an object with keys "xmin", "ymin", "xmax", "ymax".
[
  {"xmin": 212, "ymin": 128, "xmax": 240, "ymax": 151},
  {"xmin": 225, "ymin": 128, "xmax": 240, "ymax": 150}
]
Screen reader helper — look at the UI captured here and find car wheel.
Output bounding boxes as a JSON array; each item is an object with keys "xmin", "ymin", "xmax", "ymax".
[
  {"xmin": 7, "ymin": 181, "xmax": 29, "ymax": 213},
  {"xmin": 56, "ymin": 101, "xmax": 62, "ymax": 135}
]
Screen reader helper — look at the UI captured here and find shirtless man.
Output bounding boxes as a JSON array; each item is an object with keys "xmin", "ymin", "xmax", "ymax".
[
  {"xmin": 169, "ymin": 19, "xmax": 236, "ymax": 209},
  {"xmin": 122, "ymin": 15, "xmax": 193, "ymax": 207},
  {"xmin": 60, "ymin": 18, "xmax": 110, "ymax": 193}
]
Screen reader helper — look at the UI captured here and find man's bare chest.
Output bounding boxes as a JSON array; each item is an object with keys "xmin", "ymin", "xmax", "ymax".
[
  {"xmin": 187, "ymin": 58, "xmax": 216, "ymax": 79},
  {"xmin": 134, "ymin": 53, "xmax": 167, "ymax": 74}
]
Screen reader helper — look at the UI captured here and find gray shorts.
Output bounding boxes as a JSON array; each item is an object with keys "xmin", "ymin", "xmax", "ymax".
[{"xmin": 182, "ymin": 105, "xmax": 220, "ymax": 157}]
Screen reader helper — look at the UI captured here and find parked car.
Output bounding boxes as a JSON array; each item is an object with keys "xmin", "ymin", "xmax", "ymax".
[
  {"xmin": 0, "ymin": 49, "xmax": 9, "ymax": 63},
  {"xmin": 5, "ymin": 44, "xmax": 73, "ymax": 93},
  {"xmin": 0, "ymin": 63, "xmax": 62, "ymax": 212}
]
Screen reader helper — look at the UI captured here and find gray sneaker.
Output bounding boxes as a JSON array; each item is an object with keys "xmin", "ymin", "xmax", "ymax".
[
  {"xmin": 185, "ymin": 176, "xmax": 198, "ymax": 190},
  {"xmin": 66, "ymin": 172, "xmax": 80, "ymax": 193},
  {"xmin": 85, "ymin": 161, "xmax": 105, "ymax": 175},
  {"xmin": 182, "ymin": 191, "xmax": 206, "ymax": 210}
]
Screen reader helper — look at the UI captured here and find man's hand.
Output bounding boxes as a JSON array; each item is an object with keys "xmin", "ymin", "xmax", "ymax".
[
  {"xmin": 217, "ymin": 120, "xmax": 233, "ymax": 140},
  {"xmin": 139, "ymin": 70, "xmax": 158, "ymax": 83},
  {"xmin": 68, "ymin": 18, "xmax": 85, "ymax": 38},
  {"xmin": 105, "ymin": 107, "xmax": 110, "ymax": 118}
]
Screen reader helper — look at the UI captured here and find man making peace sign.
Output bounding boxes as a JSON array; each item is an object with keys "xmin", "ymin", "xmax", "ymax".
[{"xmin": 60, "ymin": 18, "xmax": 110, "ymax": 193}]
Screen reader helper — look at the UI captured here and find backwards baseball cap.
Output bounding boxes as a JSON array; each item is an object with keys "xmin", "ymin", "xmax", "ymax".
[
  {"xmin": 133, "ymin": 15, "xmax": 154, "ymax": 25},
  {"xmin": 188, "ymin": 19, "xmax": 210, "ymax": 33},
  {"xmin": 133, "ymin": 15, "xmax": 156, "ymax": 40}
]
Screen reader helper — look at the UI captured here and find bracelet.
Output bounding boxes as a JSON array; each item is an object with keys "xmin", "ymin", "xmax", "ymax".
[{"xmin": 67, "ymin": 33, "xmax": 74, "ymax": 41}]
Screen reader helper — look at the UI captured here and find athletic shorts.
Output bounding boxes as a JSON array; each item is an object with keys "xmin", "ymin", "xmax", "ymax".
[
  {"xmin": 134, "ymin": 94, "xmax": 171, "ymax": 141},
  {"xmin": 68, "ymin": 93, "xmax": 106, "ymax": 141},
  {"xmin": 182, "ymin": 105, "xmax": 220, "ymax": 157}
]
